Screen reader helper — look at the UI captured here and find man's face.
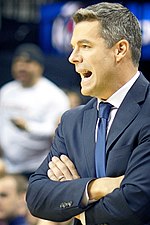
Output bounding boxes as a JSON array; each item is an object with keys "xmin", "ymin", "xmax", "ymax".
[
  {"xmin": 11, "ymin": 57, "xmax": 43, "ymax": 87},
  {"xmin": 0, "ymin": 177, "xmax": 20, "ymax": 220},
  {"xmin": 69, "ymin": 20, "xmax": 116, "ymax": 100}
]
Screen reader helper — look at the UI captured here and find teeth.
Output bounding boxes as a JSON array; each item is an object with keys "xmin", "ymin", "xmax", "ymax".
[
  {"xmin": 76, "ymin": 69, "xmax": 92, "ymax": 78},
  {"xmin": 76, "ymin": 70, "xmax": 88, "ymax": 74},
  {"xmin": 81, "ymin": 70, "xmax": 89, "ymax": 76},
  {"xmin": 82, "ymin": 70, "xmax": 89, "ymax": 73},
  {"xmin": 82, "ymin": 70, "xmax": 89, "ymax": 74}
]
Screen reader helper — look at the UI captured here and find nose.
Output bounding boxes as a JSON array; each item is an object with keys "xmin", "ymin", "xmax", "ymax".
[{"xmin": 68, "ymin": 49, "xmax": 82, "ymax": 65}]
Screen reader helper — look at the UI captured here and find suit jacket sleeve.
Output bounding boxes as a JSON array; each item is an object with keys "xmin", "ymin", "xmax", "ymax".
[{"xmin": 26, "ymin": 109, "xmax": 94, "ymax": 222}]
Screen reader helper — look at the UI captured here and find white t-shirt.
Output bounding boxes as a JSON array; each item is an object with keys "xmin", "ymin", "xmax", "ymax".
[{"xmin": 0, "ymin": 77, "xmax": 70, "ymax": 173}]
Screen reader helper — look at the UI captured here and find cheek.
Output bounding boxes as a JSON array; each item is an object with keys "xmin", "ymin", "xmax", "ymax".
[
  {"xmin": 11, "ymin": 66, "xmax": 17, "ymax": 77},
  {"xmin": 92, "ymin": 55, "xmax": 106, "ymax": 70},
  {"xmin": 1, "ymin": 200, "xmax": 14, "ymax": 212}
]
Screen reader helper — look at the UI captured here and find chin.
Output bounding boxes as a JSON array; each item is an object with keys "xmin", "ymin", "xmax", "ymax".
[{"xmin": 81, "ymin": 88, "xmax": 92, "ymax": 97}]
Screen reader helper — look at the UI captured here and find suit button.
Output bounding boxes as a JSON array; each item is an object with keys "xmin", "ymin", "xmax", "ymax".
[
  {"xmin": 64, "ymin": 202, "xmax": 68, "ymax": 207},
  {"xmin": 68, "ymin": 201, "xmax": 73, "ymax": 207},
  {"xmin": 60, "ymin": 202, "xmax": 65, "ymax": 208},
  {"xmin": 60, "ymin": 201, "xmax": 73, "ymax": 208}
]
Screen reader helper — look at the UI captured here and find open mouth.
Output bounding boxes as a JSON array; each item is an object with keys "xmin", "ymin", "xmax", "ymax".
[
  {"xmin": 82, "ymin": 71, "xmax": 92, "ymax": 78},
  {"xmin": 80, "ymin": 70, "xmax": 92, "ymax": 79}
]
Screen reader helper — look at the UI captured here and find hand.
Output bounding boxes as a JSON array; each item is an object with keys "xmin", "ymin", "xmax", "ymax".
[
  {"xmin": 47, "ymin": 155, "xmax": 81, "ymax": 221},
  {"xmin": 88, "ymin": 175, "xmax": 124, "ymax": 201},
  {"xmin": 47, "ymin": 155, "xmax": 80, "ymax": 182},
  {"xmin": 11, "ymin": 118, "xmax": 28, "ymax": 131}
]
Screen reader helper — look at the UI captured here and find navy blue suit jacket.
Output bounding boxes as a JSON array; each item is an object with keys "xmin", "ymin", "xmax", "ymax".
[{"xmin": 26, "ymin": 73, "xmax": 150, "ymax": 225}]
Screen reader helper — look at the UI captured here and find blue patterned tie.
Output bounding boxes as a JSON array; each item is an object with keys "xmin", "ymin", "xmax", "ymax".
[{"xmin": 95, "ymin": 102, "xmax": 112, "ymax": 177}]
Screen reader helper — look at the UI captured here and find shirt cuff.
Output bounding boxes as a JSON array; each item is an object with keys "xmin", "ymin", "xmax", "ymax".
[{"xmin": 81, "ymin": 180, "xmax": 97, "ymax": 206}]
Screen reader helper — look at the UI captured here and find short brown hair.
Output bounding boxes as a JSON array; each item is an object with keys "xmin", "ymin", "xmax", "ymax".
[{"xmin": 73, "ymin": 2, "xmax": 142, "ymax": 66}]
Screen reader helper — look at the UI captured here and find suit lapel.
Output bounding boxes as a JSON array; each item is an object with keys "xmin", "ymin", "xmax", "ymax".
[
  {"xmin": 82, "ymin": 100, "xmax": 97, "ymax": 177},
  {"xmin": 106, "ymin": 94, "xmax": 140, "ymax": 151},
  {"xmin": 106, "ymin": 73, "xmax": 149, "ymax": 152}
]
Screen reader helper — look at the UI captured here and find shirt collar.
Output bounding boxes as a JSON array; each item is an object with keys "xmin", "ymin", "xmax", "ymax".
[{"xmin": 97, "ymin": 71, "xmax": 140, "ymax": 109}]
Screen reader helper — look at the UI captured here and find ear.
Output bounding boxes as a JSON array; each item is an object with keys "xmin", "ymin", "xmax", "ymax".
[{"xmin": 114, "ymin": 39, "xmax": 129, "ymax": 63}]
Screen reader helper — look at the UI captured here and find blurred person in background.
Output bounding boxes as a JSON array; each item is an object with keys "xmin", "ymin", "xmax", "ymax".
[
  {"xmin": 0, "ymin": 43, "xmax": 70, "ymax": 179},
  {"xmin": 0, "ymin": 173, "xmax": 28, "ymax": 225},
  {"xmin": 65, "ymin": 89, "xmax": 82, "ymax": 108},
  {"xmin": 0, "ymin": 172, "xmax": 71, "ymax": 225}
]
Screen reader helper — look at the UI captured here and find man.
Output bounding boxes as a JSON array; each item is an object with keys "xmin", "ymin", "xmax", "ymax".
[
  {"xmin": 0, "ymin": 43, "xmax": 70, "ymax": 178},
  {"xmin": 0, "ymin": 174, "xmax": 28, "ymax": 225},
  {"xmin": 26, "ymin": 2, "xmax": 150, "ymax": 225}
]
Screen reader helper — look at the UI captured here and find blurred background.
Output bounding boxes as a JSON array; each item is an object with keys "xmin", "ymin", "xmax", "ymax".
[{"xmin": 0, "ymin": 0, "xmax": 150, "ymax": 90}]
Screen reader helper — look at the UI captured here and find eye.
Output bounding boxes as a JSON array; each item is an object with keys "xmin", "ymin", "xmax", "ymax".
[
  {"xmin": 0, "ymin": 192, "xmax": 8, "ymax": 198},
  {"xmin": 82, "ymin": 44, "xmax": 90, "ymax": 49}
]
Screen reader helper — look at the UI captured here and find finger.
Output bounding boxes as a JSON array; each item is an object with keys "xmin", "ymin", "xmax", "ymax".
[
  {"xmin": 47, "ymin": 169, "xmax": 58, "ymax": 181},
  {"xmin": 57, "ymin": 175, "xmax": 65, "ymax": 182},
  {"xmin": 47, "ymin": 168, "xmax": 65, "ymax": 182},
  {"xmin": 60, "ymin": 155, "xmax": 80, "ymax": 179},
  {"xmin": 49, "ymin": 161, "xmax": 64, "ymax": 179},
  {"xmin": 52, "ymin": 156, "xmax": 73, "ymax": 180}
]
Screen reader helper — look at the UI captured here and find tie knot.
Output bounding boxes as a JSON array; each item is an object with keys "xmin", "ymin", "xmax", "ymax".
[{"xmin": 99, "ymin": 102, "xmax": 112, "ymax": 119}]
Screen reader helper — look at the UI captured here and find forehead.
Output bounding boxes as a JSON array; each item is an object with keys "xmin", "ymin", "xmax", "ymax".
[
  {"xmin": 71, "ymin": 20, "xmax": 101, "ymax": 45},
  {"xmin": 0, "ymin": 177, "xmax": 17, "ymax": 193},
  {"xmin": 13, "ymin": 56, "xmax": 33, "ymax": 63}
]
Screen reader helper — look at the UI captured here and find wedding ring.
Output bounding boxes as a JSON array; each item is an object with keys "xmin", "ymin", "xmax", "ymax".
[{"xmin": 58, "ymin": 175, "xmax": 64, "ymax": 181}]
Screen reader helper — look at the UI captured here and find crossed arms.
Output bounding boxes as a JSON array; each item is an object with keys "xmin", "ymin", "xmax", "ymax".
[{"xmin": 48, "ymin": 155, "xmax": 123, "ymax": 201}]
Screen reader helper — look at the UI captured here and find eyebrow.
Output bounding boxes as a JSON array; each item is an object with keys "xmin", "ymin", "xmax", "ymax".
[
  {"xmin": 78, "ymin": 39, "xmax": 91, "ymax": 44},
  {"xmin": 71, "ymin": 39, "xmax": 91, "ymax": 48}
]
